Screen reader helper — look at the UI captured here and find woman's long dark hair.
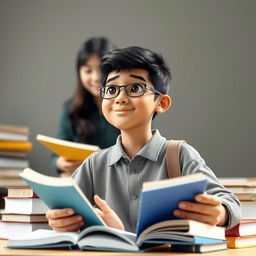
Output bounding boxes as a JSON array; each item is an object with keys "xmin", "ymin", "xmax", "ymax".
[{"xmin": 69, "ymin": 37, "xmax": 116, "ymax": 143}]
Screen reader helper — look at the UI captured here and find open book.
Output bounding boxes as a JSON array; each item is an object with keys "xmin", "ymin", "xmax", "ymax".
[
  {"xmin": 12, "ymin": 169, "xmax": 225, "ymax": 251},
  {"xmin": 7, "ymin": 221, "xmax": 225, "ymax": 251},
  {"xmin": 36, "ymin": 134, "xmax": 100, "ymax": 161},
  {"xmin": 19, "ymin": 168, "xmax": 105, "ymax": 230}
]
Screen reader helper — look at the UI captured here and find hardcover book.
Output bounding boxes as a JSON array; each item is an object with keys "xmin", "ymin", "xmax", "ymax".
[
  {"xmin": 7, "ymin": 187, "xmax": 38, "ymax": 198},
  {"xmin": 36, "ymin": 134, "xmax": 100, "ymax": 161},
  {"xmin": 219, "ymin": 177, "xmax": 256, "ymax": 194},
  {"xmin": 0, "ymin": 221, "xmax": 50, "ymax": 240},
  {"xmin": 0, "ymin": 124, "xmax": 29, "ymax": 142},
  {"xmin": 226, "ymin": 220, "xmax": 256, "ymax": 237},
  {"xmin": 1, "ymin": 213, "xmax": 47, "ymax": 223},
  {"xmin": 0, "ymin": 156, "xmax": 29, "ymax": 169},
  {"xmin": 0, "ymin": 141, "xmax": 32, "ymax": 152},
  {"xmin": 240, "ymin": 201, "xmax": 256, "ymax": 219},
  {"xmin": 0, "ymin": 124, "xmax": 29, "ymax": 135},
  {"xmin": 226, "ymin": 235, "xmax": 256, "ymax": 249},
  {"xmin": 4, "ymin": 197, "xmax": 49, "ymax": 214}
]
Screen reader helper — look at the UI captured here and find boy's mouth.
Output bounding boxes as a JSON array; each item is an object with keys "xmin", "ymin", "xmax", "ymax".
[{"xmin": 113, "ymin": 108, "xmax": 133, "ymax": 112}]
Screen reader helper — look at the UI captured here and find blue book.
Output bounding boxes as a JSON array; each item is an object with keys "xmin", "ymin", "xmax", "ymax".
[
  {"xmin": 136, "ymin": 173, "xmax": 208, "ymax": 236},
  {"xmin": 20, "ymin": 168, "xmax": 105, "ymax": 230}
]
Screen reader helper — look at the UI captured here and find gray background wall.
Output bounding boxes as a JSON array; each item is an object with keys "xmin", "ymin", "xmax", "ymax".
[{"xmin": 0, "ymin": 0, "xmax": 255, "ymax": 177}]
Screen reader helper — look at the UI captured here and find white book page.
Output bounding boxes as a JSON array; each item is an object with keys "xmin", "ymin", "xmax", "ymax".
[{"xmin": 7, "ymin": 229, "xmax": 79, "ymax": 247}]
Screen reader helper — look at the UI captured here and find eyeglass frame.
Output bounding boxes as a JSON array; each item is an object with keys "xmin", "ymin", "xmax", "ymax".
[{"xmin": 99, "ymin": 83, "xmax": 162, "ymax": 99}]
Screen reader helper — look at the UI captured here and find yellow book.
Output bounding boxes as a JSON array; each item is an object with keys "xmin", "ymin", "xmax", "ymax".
[
  {"xmin": 0, "ymin": 141, "xmax": 32, "ymax": 151},
  {"xmin": 226, "ymin": 235, "xmax": 256, "ymax": 248},
  {"xmin": 36, "ymin": 134, "xmax": 100, "ymax": 161}
]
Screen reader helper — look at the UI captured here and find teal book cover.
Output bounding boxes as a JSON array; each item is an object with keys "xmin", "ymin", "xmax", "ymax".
[{"xmin": 20, "ymin": 168, "xmax": 105, "ymax": 230}]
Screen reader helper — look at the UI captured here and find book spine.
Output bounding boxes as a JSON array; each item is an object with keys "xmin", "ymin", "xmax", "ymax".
[
  {"xmin": 0, "ymin": 141, "xmax": 32, "ymax": 151},
  {"xmin": 225, "ymin": 227, "xmax": 240, "ymax": 237},
  {"xmin": 4, "ymin": 194, "xmax": 39, "ymax": 199}
]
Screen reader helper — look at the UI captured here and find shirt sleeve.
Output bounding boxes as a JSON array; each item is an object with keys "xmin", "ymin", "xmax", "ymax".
[{"xmin": 180, "ymin": 143, "xmax": 241, "ymax": 230}]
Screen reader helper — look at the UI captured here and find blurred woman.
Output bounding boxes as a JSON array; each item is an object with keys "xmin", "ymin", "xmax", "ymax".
[{"xmin": 51, "ymin": 37, "xmax": 120, "ymax": 176}]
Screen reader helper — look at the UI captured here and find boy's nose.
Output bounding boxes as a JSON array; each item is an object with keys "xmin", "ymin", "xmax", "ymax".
[{"xmin": 115, "ymin": 88, "xmax": 129, "ymax": 104}]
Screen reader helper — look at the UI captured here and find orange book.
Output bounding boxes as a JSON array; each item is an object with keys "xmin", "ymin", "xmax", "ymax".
[
  {"xmin": 0, "ymin": 141, "xmax": 32, "ymax": 152},
  {"xmin": 226, "ymin": 235, "xmax": 256, "ymax": 248}
]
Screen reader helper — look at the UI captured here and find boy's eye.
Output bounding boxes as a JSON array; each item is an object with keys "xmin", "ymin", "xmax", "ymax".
[
  {"xmin": 129, "ymin": 83, "xmax": 144, "ymax": 93},
  {"xmin": 106, "ymin": 86, "xmax": 117, "ymax": 95}
]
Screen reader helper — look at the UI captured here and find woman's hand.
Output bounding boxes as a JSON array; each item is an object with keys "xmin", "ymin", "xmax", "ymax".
[{"xmin": 56, "ymin": 156, "xmax": 82, "ymax": 176}]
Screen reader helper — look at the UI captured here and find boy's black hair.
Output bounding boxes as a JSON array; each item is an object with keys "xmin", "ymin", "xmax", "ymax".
[{"xmin": 100, "ymin": 46, "xmax": 171, "ymax": 94}]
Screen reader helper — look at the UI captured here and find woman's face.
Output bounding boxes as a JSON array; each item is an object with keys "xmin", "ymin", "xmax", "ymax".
[{"xmin": 79, "ymin": 54, "xmax": 101, "ymax": 97}]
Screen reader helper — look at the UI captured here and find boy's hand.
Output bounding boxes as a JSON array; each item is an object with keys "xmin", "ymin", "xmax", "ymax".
[
  {"xmin": 94, "ymin": 195, "xmax": 125, "ymax": 230},
  {"xmin": 46, "ymin": 208, "xmax": 84, "ymax": 232},
  {"xmin": 173, "ymin": 193, "xmax": 228, "ymax": 226}
]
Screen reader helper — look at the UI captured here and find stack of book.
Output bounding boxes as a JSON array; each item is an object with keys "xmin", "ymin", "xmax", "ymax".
[
  {"xmin": 220, "ymin": 177, "xmax": 256, "ymax": 248},
  {"xmin": 0, "ymin": 124, "xmax": 32, "ymax": 186},
  {"xmin": 0, "ymin": 186, "xmax": 50, "ymax": 240}
]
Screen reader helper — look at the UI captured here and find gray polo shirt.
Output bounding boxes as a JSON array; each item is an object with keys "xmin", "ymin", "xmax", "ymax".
[{"xmin": 73, "ymin": 129, "xmax": 241, "ymax": 232}]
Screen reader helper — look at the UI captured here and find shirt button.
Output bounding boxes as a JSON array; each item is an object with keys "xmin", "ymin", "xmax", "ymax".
[
  {"xmin": 130, "ymin": 169, "xmax": 136, "ymax": 175},
  {"xmin": 131, "ymin": 194, "xmax": 137, "ymax": 200}
]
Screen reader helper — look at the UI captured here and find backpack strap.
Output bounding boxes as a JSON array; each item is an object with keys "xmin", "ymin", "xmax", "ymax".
[{"xmin": 165, "ymin": 140, "xmax": 186, "ymax": 178}]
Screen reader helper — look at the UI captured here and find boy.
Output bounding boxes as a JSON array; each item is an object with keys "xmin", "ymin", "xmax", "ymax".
[{"xmin": 46, "ymin": 46, "xmax": 241, "ymax": 232}]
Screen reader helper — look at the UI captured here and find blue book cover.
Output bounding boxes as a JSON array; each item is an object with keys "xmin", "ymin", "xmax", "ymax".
[
  {"xmin": 142, "ymin": 236, "xmax": 225, "ymax": 246},
  {"xmin": 136, "ymin": 173, "xmax": 208, "ymax": 236},
  {"xmin": 20, "ymin": 168, "xmax": 105, "ymax": 230}
]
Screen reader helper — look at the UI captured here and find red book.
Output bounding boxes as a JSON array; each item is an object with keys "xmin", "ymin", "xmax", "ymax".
[{"xmin": 225, "ymin": 220, "xmax": 256, "ymax": 237}]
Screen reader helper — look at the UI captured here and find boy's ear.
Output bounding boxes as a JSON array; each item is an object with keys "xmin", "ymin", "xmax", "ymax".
[{"xmin": 155, "ymin": 95, "xmax": 171, "ymax": 114}]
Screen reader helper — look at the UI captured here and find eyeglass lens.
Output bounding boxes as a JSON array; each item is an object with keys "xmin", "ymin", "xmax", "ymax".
[{"xmin": 103, "ymin": 83, "xmax": 146, "ymax": 98}]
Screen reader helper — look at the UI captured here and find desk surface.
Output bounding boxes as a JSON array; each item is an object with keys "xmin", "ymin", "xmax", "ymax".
[{"xmin": 1, "ymin": 240, "xmax": 256, "ymax": 256}]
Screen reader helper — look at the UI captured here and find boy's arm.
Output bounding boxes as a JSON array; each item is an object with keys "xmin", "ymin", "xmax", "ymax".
[{"xmin": 178, "ymin": 143, "xmax": 241, "ymax": 229}]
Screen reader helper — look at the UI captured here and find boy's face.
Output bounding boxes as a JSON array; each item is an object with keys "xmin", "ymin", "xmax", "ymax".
[{"xmin": 102, "ymin": 69, "xmax": 160, "ymax": 131}]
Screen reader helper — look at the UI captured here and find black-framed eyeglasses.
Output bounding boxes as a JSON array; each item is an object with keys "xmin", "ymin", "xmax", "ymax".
[{"xmin": 100, "ymin": 83, "xmax": 162, "ymax": 99}]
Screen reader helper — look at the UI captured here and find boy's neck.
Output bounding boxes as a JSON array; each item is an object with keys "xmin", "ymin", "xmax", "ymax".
[{"xmin": 120, "ymin": 125, "xmax": 153, "ymax": 159}]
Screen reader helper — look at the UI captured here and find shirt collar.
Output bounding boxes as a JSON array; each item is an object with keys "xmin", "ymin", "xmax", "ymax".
[{"xmin": 108, "ymin": 129, "xmax": 166, "ymax": 166}]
